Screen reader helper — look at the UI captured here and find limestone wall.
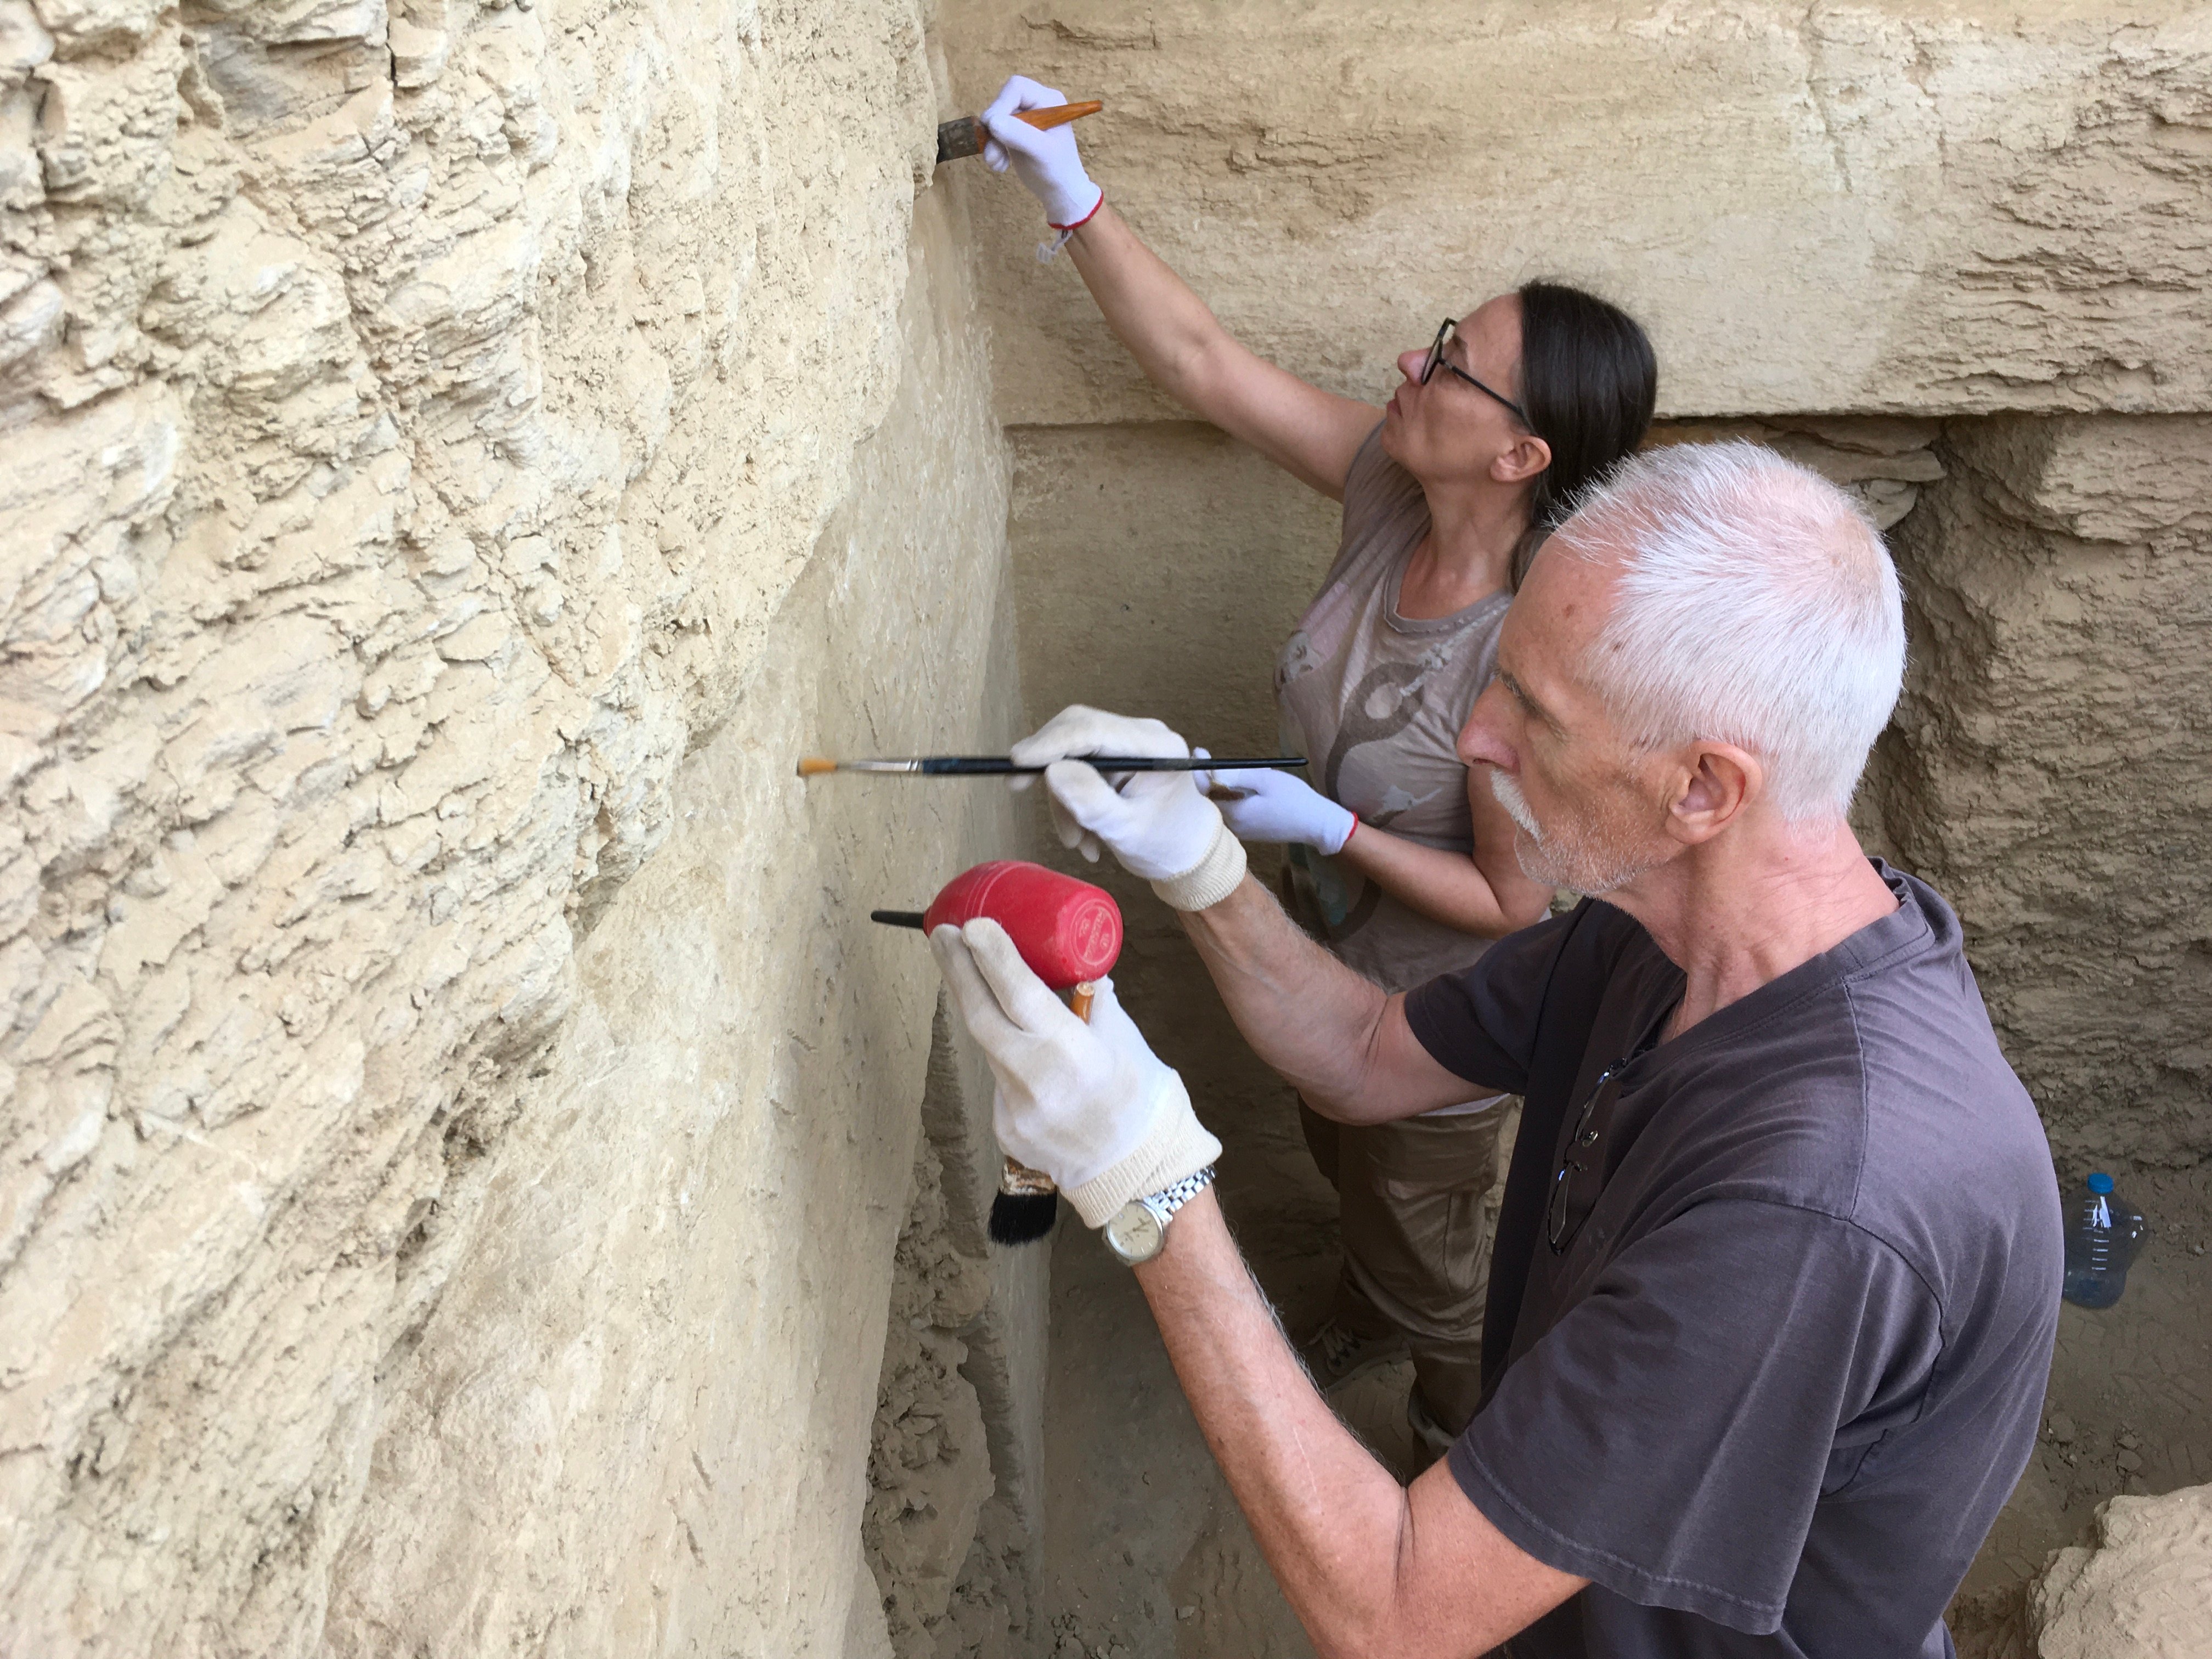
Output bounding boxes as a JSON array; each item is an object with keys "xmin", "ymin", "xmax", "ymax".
[
  {"xmin": 950, "ymin": 0, "xmax": 2212, "ymax": 427},
  {"xmin": 2, "ymin": 0, "xmax": 1037, "ymax": 1652},
  {"xmin": 952, "ymin": 0, "xmax": 2212, "ymax": 1171}
]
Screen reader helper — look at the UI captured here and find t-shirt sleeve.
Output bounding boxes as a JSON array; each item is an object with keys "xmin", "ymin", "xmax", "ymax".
[
  {"xmin": 1447, "ymin": 1200, "xmax": 1943, "ymax": 1634},
  {"xmin": 1336, "ymin": 422, "xmax": 1393, "ymax": 530},
  {"xmin": 1317, "ymin": 422, "xmax": 1409, "ymax": 585},
  {"xmin": 1402, "ymin": 907, "xmax": 1585, "ymax": 1093}
]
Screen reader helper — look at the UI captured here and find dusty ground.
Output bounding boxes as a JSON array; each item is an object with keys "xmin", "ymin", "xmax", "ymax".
[
  {"xmin": 1950, "ymin": 1165, "xmax": 2212, "ymax": 1656},
  {"xmin": 1034, "ymin": 878, "xmax": 2212, "ymax": 1659}
]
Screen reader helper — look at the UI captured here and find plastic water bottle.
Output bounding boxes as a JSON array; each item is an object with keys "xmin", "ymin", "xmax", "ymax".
[{"xmin": 2061, "ymin": 1173, "xmax": 2146, "ymax": 1309}]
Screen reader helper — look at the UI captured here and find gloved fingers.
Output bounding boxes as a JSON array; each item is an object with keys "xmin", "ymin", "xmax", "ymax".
[
  {"xmin": 1080, "ymin": 974, "xmax": 1149, "ymax": 1054},
  {"xmin": 982, "ymin": 110, "xmax": 1063, "ymax": 165},
  {"xmin": 1248, "ymin": 766, "xmax": 1314, "ymax": 807},
  {"xmin": 961, "ymin": 917, "xmax": 1087, "ymax": 1036},
  {"xmin": 990, "ymin": 1086, "xmax": 1055, "ymax": 1175},
  {"xmin": 1012, "ymin": 704, "xmax": 1190, "ymax": 771},
  {"xmin": 1214, "ymin": 792, "xmax": 1261, "ymax": 839},
  {"xmin": 1042, "ymin": 788, "xmax": 1103, "ymax": 862},
  {"xmin": 984, "ymin": 138, "xmax": 1009, "ymax": 171},
  {"xmin": 1189, "ymin": 746, "xmax": 1215, "ymax": 795},
  {"xmin": 929, "ymin": 924, "xmax": 1028, "ymax": 1054},
  {"xmin": 1043, "ymin": 758, "xmax": 1136, "ymax": 838},
  {"xmin": 1122, "ymin": 766, "xmax": 1209, "ymax": 811},
  {"xmin": 980, "ymin": 74, "xmax": 1066, "ymax": 126}
]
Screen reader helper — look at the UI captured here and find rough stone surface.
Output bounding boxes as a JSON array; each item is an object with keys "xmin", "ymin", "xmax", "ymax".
[
  {"xmin": 862, "ymin": 1030, "xmax": 1048, "ymax": 1659},
  {"xmin": 2030, "ymin": 1482, "xmax": 2212, "ymax": 1658},
  {"xmin": 1, "ymin": 0, "xmax": 1041, "ymax": 1650},
  {"xmin": 867, "ymin": 1129, "xmax": 998, "ymax": 1655},
  {"xmin": 949, "ymin": 0, "xmax": 2212, "ymax": 425},
  {"xmin": 1867, "ymin": 416, "xmax": 2212, "ymax": 1169}
]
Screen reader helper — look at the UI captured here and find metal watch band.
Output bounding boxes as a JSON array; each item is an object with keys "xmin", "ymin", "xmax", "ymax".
[{"xmin": 1147, "ymin": 1165, "xmax": 1216, "ymax": 1222}]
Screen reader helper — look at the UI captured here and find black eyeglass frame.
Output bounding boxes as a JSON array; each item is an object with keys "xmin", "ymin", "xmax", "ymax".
[
  {"xmin": 1545, "ymin": 1065, "xmax": 1620, "ymax": 1253},
  {"xmin": 1420, "ymin": 317, "xmax": 1532, "ymax": 427}
]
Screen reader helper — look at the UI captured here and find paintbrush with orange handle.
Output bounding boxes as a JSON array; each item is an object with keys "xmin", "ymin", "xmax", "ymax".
[{"xmin": 936, "ymin": 100, "xmax": 1102, "ymax": 165}]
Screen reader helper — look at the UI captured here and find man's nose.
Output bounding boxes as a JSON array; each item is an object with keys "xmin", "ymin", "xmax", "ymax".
[
  {"xmin": 1459, "ymin": 681, "xmax": 1516, "ymax": 770},
  {"xmin": 1395, "ymin": 347, "xmax": 1427, "ymax": 385}
]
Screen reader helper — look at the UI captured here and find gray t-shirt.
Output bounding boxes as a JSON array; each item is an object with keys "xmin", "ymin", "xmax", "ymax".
[
  {"xmin": 1404, "ymin": 865, "xmax": 2061, "ymax": 1656},
  {"xmin": 1276, "ymin": 425, "xmax": 1511, "ymax": 994}
]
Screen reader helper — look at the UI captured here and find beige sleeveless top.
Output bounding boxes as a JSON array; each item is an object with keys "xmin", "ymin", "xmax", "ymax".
[{"xmin": 1276, "ymin": 426, "xmax": 1511, "ymax": 997}]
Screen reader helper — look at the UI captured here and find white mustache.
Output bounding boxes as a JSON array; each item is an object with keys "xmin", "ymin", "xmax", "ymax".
[{"xmin": 1490, "ymin": 769, "xmax": 1543, "ymax": 839}]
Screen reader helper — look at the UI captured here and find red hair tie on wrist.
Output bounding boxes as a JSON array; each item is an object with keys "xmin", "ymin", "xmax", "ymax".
[{"xmin": 1039, "ymin": 188, "xmax": 1104, "ymax": 261}]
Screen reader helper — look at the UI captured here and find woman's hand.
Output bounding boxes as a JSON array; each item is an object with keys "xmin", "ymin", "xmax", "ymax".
[
  {"xmin": 972, "ymin": 77, "xmax": 1377, "ymax": 498},
  {"xmin": 980, "ymin": 75, "xmax": 1104, "ymax": 228},
  {"xmin": 1204, "ymin": 762, "xmax": 1358, "ymax": 854}
]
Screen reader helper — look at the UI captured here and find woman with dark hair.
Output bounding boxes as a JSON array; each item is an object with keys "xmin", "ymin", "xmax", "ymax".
[{"xmin": 980, "ymin": 75, "xmax": 1657, "ymax": 1463}]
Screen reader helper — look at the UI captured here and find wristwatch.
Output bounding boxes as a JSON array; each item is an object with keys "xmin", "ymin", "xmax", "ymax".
[{"xmin": 1101, "ymin": 1165, "xmax": 1217, "ymax": 1266}]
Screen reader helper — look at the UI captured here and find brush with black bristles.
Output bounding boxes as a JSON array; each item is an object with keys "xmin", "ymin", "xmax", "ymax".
[{"xmin": 872, "ymin": 859, "xmax": 1125, "ymax": 1246}]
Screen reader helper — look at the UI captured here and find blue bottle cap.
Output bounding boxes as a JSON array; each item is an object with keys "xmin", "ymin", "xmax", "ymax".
[{"xmin": 2087, "ymin": 1172, "xmax": 2114, "ymax": 1194}]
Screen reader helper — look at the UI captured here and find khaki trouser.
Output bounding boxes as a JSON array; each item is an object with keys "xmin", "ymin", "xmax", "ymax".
[{"xmin": 1299, "ymin": 1098, "xmax": 1505, "ymax": 1437}]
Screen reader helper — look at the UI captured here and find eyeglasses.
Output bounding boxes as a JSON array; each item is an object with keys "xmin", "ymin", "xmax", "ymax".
[
  {"xmin": 1546, "ymin": 1065, "xmax": 1622, "ymax": 1253},
  {"xmin": 1420, "ymin": 317, "xmax": 1531, "ymax": 427}
]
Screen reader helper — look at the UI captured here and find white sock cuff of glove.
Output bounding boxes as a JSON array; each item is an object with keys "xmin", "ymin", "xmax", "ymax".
[
  {"xmin": 1149, "ymin": 819, "xmax": 1248, "ymax": 912},
  {"xmin": 1065, "ymin": 1096, "xmax": 1223, "ymax": 1229}
]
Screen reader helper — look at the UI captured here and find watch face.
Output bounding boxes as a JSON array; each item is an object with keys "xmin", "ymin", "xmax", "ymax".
[{"xmin": 1104, "ymin": 1199, "xmax": 1165, "ymax": 1263}]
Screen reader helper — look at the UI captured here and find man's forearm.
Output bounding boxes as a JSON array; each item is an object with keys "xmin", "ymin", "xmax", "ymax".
[
  {"xmin": 1133, "ymin": 1190, "xmax": 1582, "ymax": 1656},
  {"xmin": 1134, "ymin": 1188, "xmax": 1420, "ymax": 1652},
  {"xmin": 1176, "ymin": 875, "xmax": 1395, "ymax": 1115}
]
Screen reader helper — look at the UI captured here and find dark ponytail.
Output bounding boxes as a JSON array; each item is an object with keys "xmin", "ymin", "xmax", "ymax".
[{"xmin": 1511, "ymin": 280, "xmax": 1658, "ymax": 586}]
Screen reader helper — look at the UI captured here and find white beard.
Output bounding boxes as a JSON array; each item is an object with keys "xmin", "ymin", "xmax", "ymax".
[{"xmin": 1489, "ymin": 769, "xmax": 1658, "ymax": 897}]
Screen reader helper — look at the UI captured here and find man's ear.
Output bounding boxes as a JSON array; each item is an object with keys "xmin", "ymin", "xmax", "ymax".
[
  {"xmin": 1492, "ymin": 433, "xmax": 1553, "ymax": 487},
  {"xmin": 1663, "ymin": 744, "xmax": 1758, "ymax": 845}
]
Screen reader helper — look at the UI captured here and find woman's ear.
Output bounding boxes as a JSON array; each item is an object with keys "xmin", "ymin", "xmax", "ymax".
[{"xmin": 1493, "ymin": 433, "xmax": 1553, "ymax": 486}]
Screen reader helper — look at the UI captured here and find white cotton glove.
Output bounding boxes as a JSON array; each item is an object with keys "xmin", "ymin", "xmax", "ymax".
[
  {"xmin": 930, "ymin": 919, "xmax": 1221, "ymax": 1227},
  {"xmin": 1200, "ymin": 761, "xmax": 1357, "ymax": 854},
  {"xmin": 980, "ymin": 74, "xmax": 1104, "ymax": 229},
  {"xmin": 1010, "ymin": 706, "xmax": 1248, "ymax": 910}
]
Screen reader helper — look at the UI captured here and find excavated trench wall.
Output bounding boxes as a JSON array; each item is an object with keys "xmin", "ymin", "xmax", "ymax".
[
  {"xmin": 947, "ymin": 0, "xmax": 2212, "ymax": 1172},
  {"xmin": 3, "ymin": 1, "xmax": 1043, "ymax": 1654}
]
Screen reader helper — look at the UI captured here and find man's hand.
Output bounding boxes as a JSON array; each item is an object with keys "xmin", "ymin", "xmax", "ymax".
[
  {"xmin": 1011, "ymin": 707, "xmax": 1239, "ymax": 908},
  {"xmin": 1204, "ymin": 763, "xmax": 1357, "ymax": 854},
  {"xmin": 930, "ymin": 918, "xmax": 1221, "ymax": 1226},
  {"xmin": 980, "ymin": 74, "xmax": 1104, "ymax": 229}
]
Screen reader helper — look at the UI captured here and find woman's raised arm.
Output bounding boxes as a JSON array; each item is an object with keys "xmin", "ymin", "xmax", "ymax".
[
  {"xmin": 982, "ymin": 77, "xmax": 1376, "ymax": 498},
  {"xmin": 1066, "ymin": 206, "xmax": 1379, "ymax": 499}
]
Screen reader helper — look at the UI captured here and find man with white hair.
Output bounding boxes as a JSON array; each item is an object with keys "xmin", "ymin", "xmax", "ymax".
[{"xmin": 930, "ymin": 443, "xmax": 2061, "ymax": 1656}]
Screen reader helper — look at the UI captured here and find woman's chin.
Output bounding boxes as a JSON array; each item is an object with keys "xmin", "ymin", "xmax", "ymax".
[{"xmin": 1378, "ymin": 417, "xmax": 1410, "ymax": 468}]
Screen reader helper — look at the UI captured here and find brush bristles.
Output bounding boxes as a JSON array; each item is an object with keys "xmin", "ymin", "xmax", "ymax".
[{"xmin": 988, "ymin": 1189, "xmax": 1059, "ymax": 1246}]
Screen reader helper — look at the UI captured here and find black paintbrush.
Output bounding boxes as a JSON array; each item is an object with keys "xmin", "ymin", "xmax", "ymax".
[{"xmin": 798, "ymin": 754, "xmax": 1305, "ymax": 777}]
